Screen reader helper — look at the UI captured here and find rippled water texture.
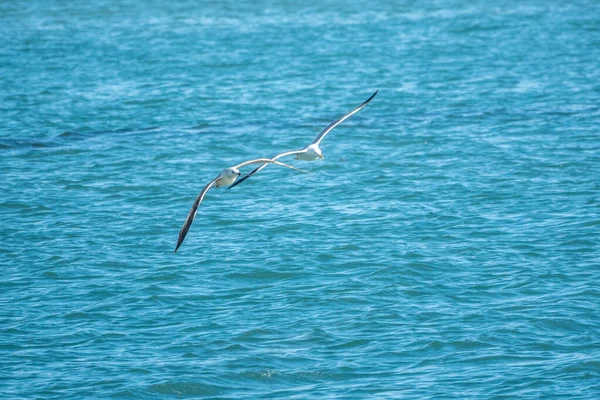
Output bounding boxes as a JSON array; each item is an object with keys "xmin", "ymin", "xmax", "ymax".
[{"xmin": 2, "ymin": 0, "xmax": 600, "ymax": 398}]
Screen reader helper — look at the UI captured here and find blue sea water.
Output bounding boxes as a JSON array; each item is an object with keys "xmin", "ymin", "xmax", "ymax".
[{"xmin": 2, "ymin": 0, "xmax": 600, "ymax": 398}]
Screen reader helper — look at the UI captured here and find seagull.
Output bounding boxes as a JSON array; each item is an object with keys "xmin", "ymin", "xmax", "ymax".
[
  {"xmin": 229, "ymin": 90, "xmax": 378, "ymax": 189},
  {"xmin": 175, "ymin": 158, "xmax": 306, "ymax": 252}
]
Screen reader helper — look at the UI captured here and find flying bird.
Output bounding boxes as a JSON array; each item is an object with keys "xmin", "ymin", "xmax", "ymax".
[
  {"xmin": 228, "ymin": 90, "xmax": 378, "ymax": 189},
  {"xmin": 175, "ymin": 158, "xmax": 306, "ymax": 252}
]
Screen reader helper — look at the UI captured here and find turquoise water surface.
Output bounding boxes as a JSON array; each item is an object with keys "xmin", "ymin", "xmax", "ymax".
[{"xmin": 2, "ymin": 1, "xmax": 600, "ymax": 398}]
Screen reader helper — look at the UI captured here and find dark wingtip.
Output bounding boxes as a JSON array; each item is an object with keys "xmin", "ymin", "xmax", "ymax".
[
  {"xmin": 175, "ymin": 231, "xmax": 186, "ymax": 252},
  {"xmin": 228, "ymin": 175, "xmax": 247, "ymax": 189},
  {"xmin": 356, "ymin": 90, "xmax": 379, "ymax": 109},
  {"xmin": 229, "ymin": 169, "xmax": 257, "ymax": 189}
]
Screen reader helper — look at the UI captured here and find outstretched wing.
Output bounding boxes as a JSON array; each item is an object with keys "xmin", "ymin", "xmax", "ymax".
[
  {"xmin": 228, "ymin": 149, "xmax": 308, "ymax": 189},
  {"xmin": 174, "ymin": 178, "xmax": 219, "ymax": 253},
  {"xmin": 311, "ymin": 90, "xmax": 378, "ymax": 146},
  {"xmin": 232, "ymin": 157, "xmax": 306, "ymax": 171}
]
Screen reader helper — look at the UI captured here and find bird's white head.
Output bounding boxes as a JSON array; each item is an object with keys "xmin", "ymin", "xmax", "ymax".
[{"xmin": 224, "ymin": 167, "xmax": 241, "ymax": 178}]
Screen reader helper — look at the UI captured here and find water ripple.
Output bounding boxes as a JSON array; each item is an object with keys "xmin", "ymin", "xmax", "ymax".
[{"xmin": 2, "ymin": 0, "xmax": 600, "ymax": 398}]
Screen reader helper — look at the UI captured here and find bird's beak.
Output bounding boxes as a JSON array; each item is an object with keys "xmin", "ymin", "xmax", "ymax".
[{"xmin": 319, "ymin": 154, "xmax": 324, "ymax": 159}]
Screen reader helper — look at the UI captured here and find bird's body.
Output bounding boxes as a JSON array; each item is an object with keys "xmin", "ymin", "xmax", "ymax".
[
  {"xmin": 229, "ymin": 90, "xmax": 378, "ymax": 189},
  {"xmin": 175, "ymin": 159, "xmax": 306, "ymax": 252},
  {"xmin": 294, "ymin": 144, "xmax": 323, "ymax": 161},
  {"xmin": 214, "ymin": 167, "xmax": 242, "ymax": 188}
]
